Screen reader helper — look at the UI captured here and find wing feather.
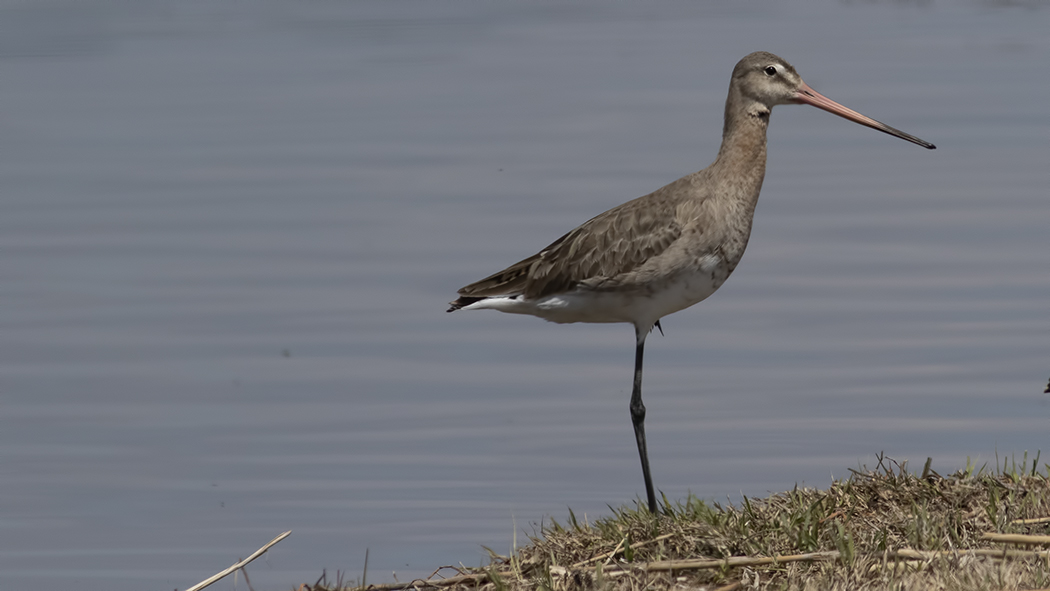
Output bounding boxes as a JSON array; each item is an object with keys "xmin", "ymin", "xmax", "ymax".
[{"xmin": 453, "ymin": 180, "xmax": 695, "ymax": 305}]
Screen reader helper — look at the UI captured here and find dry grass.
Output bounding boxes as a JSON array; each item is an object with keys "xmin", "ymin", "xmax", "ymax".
[{"xmin": 307, "ymin": 454, "xmax": 1050, "ymax": 591}]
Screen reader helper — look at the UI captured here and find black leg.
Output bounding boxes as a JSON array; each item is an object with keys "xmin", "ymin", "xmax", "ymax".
[{"xmin": 630, "ymin": 327, "xmax": 658, "ymax": 513}]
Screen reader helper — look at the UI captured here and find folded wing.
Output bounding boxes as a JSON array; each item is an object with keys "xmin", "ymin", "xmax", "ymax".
[{"xmin": 450, "ymin": 189, "xmax": 688, "ymax": 310}]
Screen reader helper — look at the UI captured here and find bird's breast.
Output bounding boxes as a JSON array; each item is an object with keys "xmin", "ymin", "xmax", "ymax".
[{"xmin": 648, "ymin": 251, "xmax": 734, "ymax": 312}]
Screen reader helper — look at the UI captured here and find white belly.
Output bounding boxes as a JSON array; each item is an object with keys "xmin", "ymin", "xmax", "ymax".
[{"xmin": 464, "ymin": 253, "xmax": 732, "ymax": 328}]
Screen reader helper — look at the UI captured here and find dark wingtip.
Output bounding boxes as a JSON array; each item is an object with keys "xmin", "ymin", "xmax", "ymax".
[{"xmin": 447, "ymin": 296, "xmax": 484, "ymax": 313}]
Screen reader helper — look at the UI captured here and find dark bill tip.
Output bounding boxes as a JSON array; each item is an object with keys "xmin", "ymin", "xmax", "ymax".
[{"xmin": 795, "ymin": 82, "xmax": 936, "ymax": 150}]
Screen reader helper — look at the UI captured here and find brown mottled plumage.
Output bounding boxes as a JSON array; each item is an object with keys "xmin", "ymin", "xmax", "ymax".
[
  {"xmin": 454, "ymin": 185, "xmax": 686, "ymax": 302},
  {"xmin": 448, "ymin": 52, "xmax": 934, "ymax": 513}
]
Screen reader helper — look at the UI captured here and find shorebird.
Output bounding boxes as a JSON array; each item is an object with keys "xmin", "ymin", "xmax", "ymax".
[{"xmin": 448, "ymin": 52, "xmax": 934, "ymax": 513}]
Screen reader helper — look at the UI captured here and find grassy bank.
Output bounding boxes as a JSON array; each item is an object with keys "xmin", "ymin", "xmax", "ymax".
[{"xmin": 311, "ymin": 454, "xmax": 1050, "ymax": 591}]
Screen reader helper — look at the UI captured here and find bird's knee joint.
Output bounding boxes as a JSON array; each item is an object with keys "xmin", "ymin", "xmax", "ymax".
[{"xmin": 630, "ymin": 400, "xmax": 646, "ymax": 421}]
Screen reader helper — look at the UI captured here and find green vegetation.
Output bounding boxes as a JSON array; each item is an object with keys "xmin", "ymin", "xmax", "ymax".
[{"xmin": 311, "ymin": 454, "xmax": 1050, "ymax": 591}]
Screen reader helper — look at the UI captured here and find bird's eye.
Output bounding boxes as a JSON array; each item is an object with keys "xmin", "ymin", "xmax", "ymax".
[{"xmin": 764, "ymin": 65, "xmax": 777, "ymax": 76}]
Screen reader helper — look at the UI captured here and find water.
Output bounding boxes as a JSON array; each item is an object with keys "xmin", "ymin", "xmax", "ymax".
[{"xmin": 1, "ymin": 1, "xmax": 1048, "ymax": 589}]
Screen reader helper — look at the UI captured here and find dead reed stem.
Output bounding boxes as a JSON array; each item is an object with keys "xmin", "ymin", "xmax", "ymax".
[{"xmin": 184, "ymin": 530, "xmax": 292, "ymax": 591}]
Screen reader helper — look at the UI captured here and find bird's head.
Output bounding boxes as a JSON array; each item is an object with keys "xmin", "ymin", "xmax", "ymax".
[
  {"xmin": 730, "ymin": 51, "xmax": 935, "ymax": 149},
  {"xmin": 732, "ymin": 51, "xmax": 804, "ymax": 109}
]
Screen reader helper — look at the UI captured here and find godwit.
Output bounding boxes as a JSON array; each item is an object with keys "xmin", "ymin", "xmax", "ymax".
[{"xmin": 448, "ymin": 52, "xmax": 934, "ymax": 513}]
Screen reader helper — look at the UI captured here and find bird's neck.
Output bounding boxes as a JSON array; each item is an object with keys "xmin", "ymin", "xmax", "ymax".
[{"xmin": 710, "ymin": 94, "xmax": 770, "ymax": 209}]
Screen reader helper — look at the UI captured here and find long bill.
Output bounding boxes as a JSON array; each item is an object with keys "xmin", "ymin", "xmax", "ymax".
[{"xmin": 794, "ymin": 81, "xmax": 936, "ymax": 150}]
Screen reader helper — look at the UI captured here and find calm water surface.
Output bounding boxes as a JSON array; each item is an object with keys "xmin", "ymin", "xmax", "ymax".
[{"xmin": 1, "ymin": 1, "xmax": 1048, "ymax": 589}]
